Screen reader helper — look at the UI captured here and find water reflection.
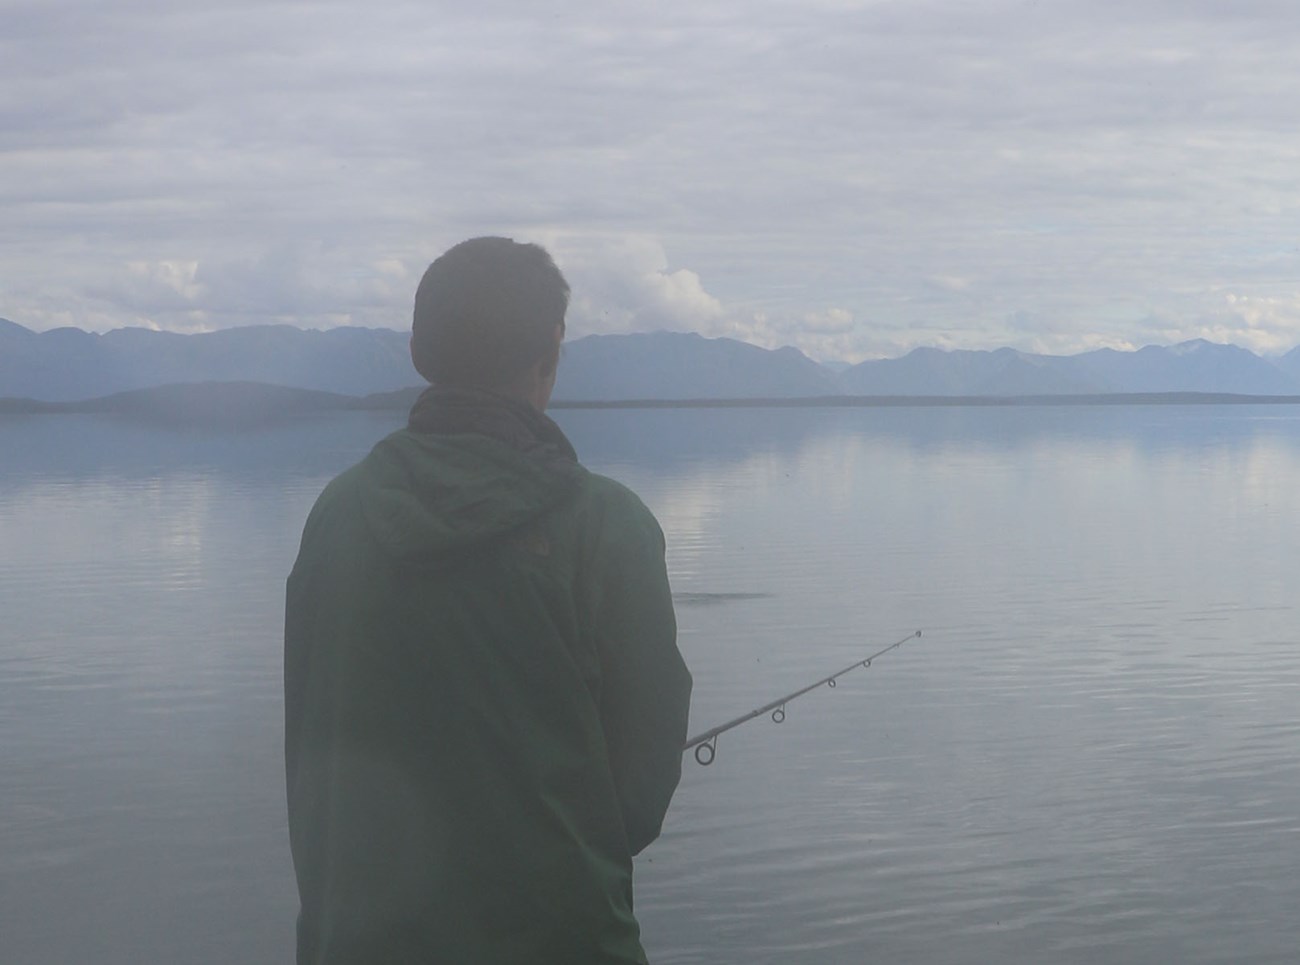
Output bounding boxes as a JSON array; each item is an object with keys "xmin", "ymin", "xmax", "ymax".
[{"xmin": 3, "ymin": 406, "xmax": 1300, "ymax": 964}]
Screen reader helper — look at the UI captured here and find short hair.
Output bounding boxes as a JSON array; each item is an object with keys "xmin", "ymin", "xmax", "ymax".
[{"xmin": 410, "ymin": 237, "xmax": 569, "ymax": 386}]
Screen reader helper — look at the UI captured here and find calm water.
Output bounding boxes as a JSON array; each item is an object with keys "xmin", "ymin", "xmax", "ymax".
[{"xmin": 2, "ymin": 405, "xmax": 1299, "ymax": 964}]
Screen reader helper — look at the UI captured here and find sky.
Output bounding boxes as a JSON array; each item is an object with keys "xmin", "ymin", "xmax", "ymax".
[{"xmin": 6, "ymin": 0, "xmax": 1300, "ymax": 362}]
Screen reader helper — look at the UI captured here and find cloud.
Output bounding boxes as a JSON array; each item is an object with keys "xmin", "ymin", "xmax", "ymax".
[
  {"xmin": 1178, "ymin": 293, "xmax": 1300, "ymax": 356},
  {"xmin": 550, "ymin": 236, "xmax": 724, "ymax": 337},
  {"xmin": 79, "ymin": 244, "xmax": 417, "ymax": 331},
  {"xmin": 6, "ymin": 0, "xmax": 1300, "ymax": 358}
]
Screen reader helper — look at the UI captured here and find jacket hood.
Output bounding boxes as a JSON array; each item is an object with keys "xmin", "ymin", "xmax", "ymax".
[{"xmin": 357, "ymin": 429, "xmax": 582, "ymax": 559}]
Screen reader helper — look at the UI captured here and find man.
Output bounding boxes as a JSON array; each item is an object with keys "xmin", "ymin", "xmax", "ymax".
[{"xmin": 284, "ymin": 237, "xmax": 692, "ymax": 964}]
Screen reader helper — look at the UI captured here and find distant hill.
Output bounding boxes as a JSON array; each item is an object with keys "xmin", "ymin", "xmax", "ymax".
[
  {"xmin": 1269, "ymin": 343, "xmax": 1300, "ymax": 384},
  {"xmin": 840, "ymin": 340, "xmax": 1300, "ymax": 396},
  {"xmin": 1067, "ymin": 340, "xmax": 1300, "ymax": 394},
  {"xmin": 0, "ymin": 317, "xmax": 35, "ymax": 341},
  {"xmin": 554, "ymin": 331, "xmax": 839, "ymax": 400},
  {"xmin": 841, "ymin": 347, "xmax": 1103, "ymax": 396},
  {"xmin": 0, "ymin": 382, "xmax": 374, "ymax": 428},
  {"xmin": 7, "ymin": 381, "xmax": 1300, "ymax": 431},
  {"xmin": 0, "ymin": 320, "xmax": 414, "ymax": 401},
  {"xmin": 3, "ymin": 317, "xmax": 1300, "ymax": 402}
]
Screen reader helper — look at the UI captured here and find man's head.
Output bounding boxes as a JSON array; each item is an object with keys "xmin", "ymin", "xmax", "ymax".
[{"xmin": 410, "ymin": 237, "xmax": 569, "ymax": 407}]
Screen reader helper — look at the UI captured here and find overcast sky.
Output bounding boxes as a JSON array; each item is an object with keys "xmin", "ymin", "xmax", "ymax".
[{"xmin": 5, "ymin": 0, "xmax": 1300, "ymax": 360}]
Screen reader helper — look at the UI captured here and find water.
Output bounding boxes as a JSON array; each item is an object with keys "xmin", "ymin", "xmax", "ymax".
[{"xmin": 2, "ymin": 405, "xmax": 1299, "ymax": 964}]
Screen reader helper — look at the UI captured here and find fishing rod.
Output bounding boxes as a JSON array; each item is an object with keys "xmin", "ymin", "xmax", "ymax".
[{"xmin": 683, "ymin": 630, "xmax": 922, "ymax": 766}]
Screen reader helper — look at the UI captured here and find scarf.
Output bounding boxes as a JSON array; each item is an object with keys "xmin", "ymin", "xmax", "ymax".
[{"xmin": 407, "ymin": 384, "xmax": 579, "ymax": 468}]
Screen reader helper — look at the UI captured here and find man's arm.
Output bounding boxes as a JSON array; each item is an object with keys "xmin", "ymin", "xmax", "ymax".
[{"xmin": 590, "ymin": 492, "xmax": 693, "ymax": 856}]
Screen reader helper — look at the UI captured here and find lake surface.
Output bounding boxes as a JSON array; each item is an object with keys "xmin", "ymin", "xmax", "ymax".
[{"xmin": 2, "ymin": 404, "xmax": 1299, "ymax": 964}]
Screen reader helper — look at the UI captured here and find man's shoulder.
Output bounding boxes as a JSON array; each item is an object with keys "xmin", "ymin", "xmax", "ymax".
[
  {"xmin": 569, "ymin": 468, "xmax": 664, "ymax": 546},
  {"xmin": 573, "ymin": 467, "xmax": 648, "ymax": 513},
  {"xmin": 574, "ymin": 466, "xmax": 635, "ymax": 503},
  {"xmin": 308, "ymin": 453, "xmax": 371, "ymax": 516},
  {"xmin": 313, "ymin": 427, "xmax": 418, "ymax": 502},
  {"xmin": 297, "ymin": 433, "xmax": 401, "ymax": 543}
]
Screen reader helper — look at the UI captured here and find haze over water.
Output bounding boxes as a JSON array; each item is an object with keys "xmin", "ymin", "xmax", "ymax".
[{"xmin": 2, "ymin": 404, "xmax": 1298, "ymax": 964}]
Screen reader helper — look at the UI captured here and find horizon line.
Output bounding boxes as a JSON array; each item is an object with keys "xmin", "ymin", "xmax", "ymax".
[{"xmin": 3, "ymin": 317, "xmax": 1296, "ymax": 365}]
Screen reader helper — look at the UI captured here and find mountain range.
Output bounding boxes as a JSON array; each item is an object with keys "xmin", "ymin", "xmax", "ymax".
[{"xmin": 6, "ymin": 316, "xmax": 1300, "ymax": 403}]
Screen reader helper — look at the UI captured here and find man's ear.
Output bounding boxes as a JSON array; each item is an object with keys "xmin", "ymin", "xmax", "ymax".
[
  {"xmin": 537, "ymin": 323, "xmax": 564, "ymax": 380},
  {"xmin": 409, "ymin": 335, "xmax": 433, "ymax": 383},
  {"xmin": 538, "ymin": 343, "xmax": 560, "ymax": 381}
]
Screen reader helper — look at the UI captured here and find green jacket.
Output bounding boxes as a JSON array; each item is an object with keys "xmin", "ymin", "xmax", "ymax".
[{"xmin": 285, "ymin": 411, "xmax": 691, "ymax": 964}]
